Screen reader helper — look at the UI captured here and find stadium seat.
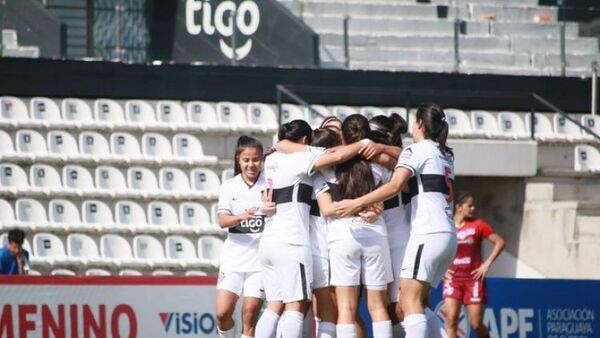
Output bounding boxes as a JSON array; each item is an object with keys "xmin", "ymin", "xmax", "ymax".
[
  {"xmin": 30, "ymin": 97, "xmax": 64, "ymax": 128},
  {"xmin": 47, "ymin": 131, "xmax": 80, "ymax": 161},
  {"xmin": 82, "ymin": 200, "xmax": 115, "ymax": 231},
  {"xmin": 210, "ymin": 203, "xmax": 219, "ymax": 227},
  {"xmin": 581, "ymin": 115, "xmax": 600, "ymax": 141},
  {"xmin": 498, "ymin": 112, "xmax": 529, "ymax": 139},
  {"xmin": 62, "ymin": 165, "xmax": 95, "ymax": 196},
  {"xmin": 360, "ymin": 106, "xmax": 386, "ymax": 120},
  {"xmin": 172, "ymin": 133, "xmax": 218, "ymax": 165},
  {"xmin": 100, "ymin": 234, "xmax": 138, "ymax": 267},
  {"xmin": 16, "ymin": 198, "xmax": 48, "ymax": 231},
  {"xmin": 51, "ymin": 269, "xmax": 76, "ymax": 276},
  {"xmin": 574, "ymin": 145, "xmax": 600, "ymax": 172},
  {"xmin": 0, "ymin": 163, "xmax": 29, "ymax": 194},
  {"xmin": 79, "ymin": 131, "xmax": 111, "ymax": 162},
  {"xmin": 197, "ymin": 236, "xmax": 223, "ymax": 266},
  {"xmin": 186, "ymin": 101, "xmax": 225, "ymax": 132},
  {"xmin": 333, "ymin": 106, "xmax": 358, "ymax": 121},
  {"xmin": 16, "ymin": 129, "xmax": 49, "ymax": 160},
  {"xmin": 388, "ymin": 107, "xmax": 407, "ymax": 120},
  {"xmin": 95, "ymin": 166, "xmax": 128, "ymax": 197},
  {"xmin": 28, "ymin": 269, "xmax": 42, "ymax": 276},
  {"xmin": 30, "ymin": 164, "xmax": 63, "ymax": 196},
  {"xmin": 524, "ymin": 113, "xmax": 557, "ymax": 141},
  {"xmin": 554, "ymin": 114, "xmax": 584, "ymax": 142},
  {"xmin": 216, "ymin": 102, "xmax": 247, "ymax": 131},
  {"xmin": 221, "ymin": 168, "xmax": 234, "ymax": 182},
  {"xmin": 110, "ymin": 132, "xmax": 143, "ymax": 163},
  {"xmin": 67, "ymin": 233, "xmax": 103, "ymax": 265},
  {"xmin": 33, "ymin": 233, "xmax": 69, "ymax": 265},
  {"xmin": 159, "ymin": 167, "xmax": 191, "ymax": 198},
  {"xmin": 0, "ymin": 130, "xmax": 17, "ymax": 160},
  {"xmin": 148, "ymin": 201, "xmax": 180, "ymax": 232},
  {"xmin": 133, "ymin": 235, "xmax": 168, "ymax": 266},
  {"xmin": 125, "ymin": 100, "xmax": 157, "ymax": 130},
  {"xmin": 152, "ymin": 270, "xmax": 174, "ymax": 276},
  {"xmin": 115, "ymin": 200, "xmax": 148, "ymax": 232},
  {"xmin": 142, "ymin": 133, "xmax": 173, "ymax": 163},
  {"xmin": 179, "ymin": 202, "xmax": 213, "ymax": 233},
  {"xmin": 94, "ymin": 99, "xmax": 125, "ymax": 129},
  {"xmin": 247, "ymin": 103, "xmax": 278, "ymax": 133},
  {"xmin": 119, "ymin": 269, "xmax": 143, "ymax": 276},
  {"xmin": 281, "ymin": 104, "xmax": 307, "ymax": 124},
  {"xmin": 157, "ymin": 101, "xmax": 187, "ymax": 130},
  {"xmin": 0, "ymin": 96, "xmax": 30, "ymax": 127},
  {"xmin": 471, "ymin": 110, "xmax": 503, "ymax": 138},
  {"xmin": 185, "ymin": 270, "xmax": 207, "ymax": 276},
  {"xmin": 306, "ymin": 105, "xmax": 331, "ymax": 128},
  {"xmin": 49, "ymin": 199, "xmax": 82, "ymax": 231},
  {"xmin": 0, "ymin": 199, "xmax": 16, "ymax": 229},
  {"xmin": 190, "ymin": 168, "xmax": 220, "ymax": 199},
  {"xmin": 165, "ymin": 235, "xmax": 198, "ymax": 267},
  {"xmin": 85, "ymin": 268, "xmax": 111, "ymax": 276},
  {"xmin": 444, "ymin": 109, "xmax": 474, "ymax": 138},
  {"xmin": 127, "ymin": 167, "xmax": 160, "ymax": 198},
  {"xmin": 62, "ymin": 98, "xmax": 94, "ymax": 128}
]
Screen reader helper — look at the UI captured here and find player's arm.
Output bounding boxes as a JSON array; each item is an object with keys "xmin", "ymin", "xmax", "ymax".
[
  {"xmin": 316, "ymin": 192, "xmax": 336, "ymax": 217},
  {"xmin": 472, "ymin": 233, "xmax": 505, "ymax": 280},
  {"xmin": 275, "ymin": 139, "xmax": 309, "ymax": 153},
  {"xmin": 361, "ymin": 143, "xmax": 402, "ymax": 161},
  {"xmin": 218, "ymin": 208, "xmax": 258, "ymax": 229},
  {"xmin": 313, "ymin": 140, "xmax": 369, "ymax": 170}
]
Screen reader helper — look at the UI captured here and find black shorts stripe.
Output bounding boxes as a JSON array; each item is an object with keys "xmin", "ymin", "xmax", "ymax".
[
  {"xmin": 412, "ymin": 244, "xmax": 425, "ymax": 279},
  {"xmin": 273, "ymin": 183, "xmax": 313, "ymax": 205},
  {"xmin": 299, "ymin": 263, "xmax": 308, "ymax": 300},
  {"xmin": 384, "ymin": 196, "xmax": 400, "ymax": 210}
]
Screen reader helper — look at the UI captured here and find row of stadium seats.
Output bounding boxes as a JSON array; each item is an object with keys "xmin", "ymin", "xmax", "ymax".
[
  {"xmin": 37, "ymin": 269, "xmax": 208, "ymax": 276},
  {"xmin": 0, "ymin": 198, "xmax": 223, "ymax": 235},
  {"xmin": 0, "ymin": 232, "xmax": 223, "ymax": 269},
  {"xmin": 575, "ymin": 145, "xmax": 600, "ymax": 172},
  {"xmin": 0, "ymin": 130, "xmax": 217, "ymax": 165},
  {"xmin": 0, "ymin": 163, "xmax": 221, "ymax": 200}
]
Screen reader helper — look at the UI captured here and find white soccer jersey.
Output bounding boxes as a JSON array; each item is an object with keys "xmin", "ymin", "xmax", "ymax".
[
  {"xmin": 396, "ymin": 139, "xmax": 455, "ymax": 235},
  {"xmin": 262, "ymin": 149, "xmax": 323, "ymax": 246},
  {"xmin": 217, "ymin": 173, "xmax": 267, "ymax": 272}
]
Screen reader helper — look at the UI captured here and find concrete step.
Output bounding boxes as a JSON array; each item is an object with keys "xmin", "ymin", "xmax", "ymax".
[
  {"xmin": 433, "ymin": 0, "xmax": 539, "ymax": 5},
  {"xmin": 511, "ymin": 36, "xmax": 598, "ymax": 54},
  {"xmin": 532, "ymin": 53, "xmax": 600, "ymax": 69},
  {"xmin": 575, "ymin": 216, "xmax": 600, "ymax": 242},
  {"xmin": 469, "ymin": 4, "xmax": 558, "ymax": 23},
  {"xmin": 285, "ymin": 2, "xmax": 457, "ymax": 19},
  {"xmin": 490, "ymin": 21, "xmax": 579, "ymax": 38}
]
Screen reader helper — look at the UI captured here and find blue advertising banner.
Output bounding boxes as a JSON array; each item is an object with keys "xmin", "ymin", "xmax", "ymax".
[{"xmin": 360, "ymin": 278, "xmax": 599, "ymax": 338}]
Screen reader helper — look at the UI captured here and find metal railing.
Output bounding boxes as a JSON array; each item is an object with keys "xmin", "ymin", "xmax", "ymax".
[{"xmin": 532, "ymin": 93, "xmax": 600, "ymax": 141}]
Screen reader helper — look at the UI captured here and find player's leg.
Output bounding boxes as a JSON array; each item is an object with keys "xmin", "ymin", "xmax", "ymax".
[
  {"xmin": 442, "ymin": 279, "xmax": 463, "ymax": 338},
  {"xmin": 255, "ymin": 242, "xmax": 284, "ymax": 338},
  {"xmin": 241, "ymin": 271, "xmax": 265, "ymax": 337},
  {"xmin": 329, "ymin": 238, "xmax": 362, "ymax": 338},
  {"xmin": 466, "ymin": 279, "xmax": 489, "ymax": 338},
  {"xmin": 363, "ymin": 236, "xmax": 393, "ymax": 338},
  {"xmin": 313, "ymin": 286, "xmax": 337, "ymax": 338},
  {"xmin": 336, "ymin": 286, "xmax": 360, "ymax": 338},
  {"xmin": 466, "ymin": 304, "xmax": 489, "ymax": 338},
  {"xmin": 216, "ymin": 271, "xmax": 243, "ymax": 338},
  {"xmin": 278, "ymin": 245, "xmax": 313, "ymax": 338}
]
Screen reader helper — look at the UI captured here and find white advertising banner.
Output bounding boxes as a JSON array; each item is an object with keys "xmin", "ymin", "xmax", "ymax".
[{"xmin": 0, "ymin": 276, "xmax": 219, "ymax": 338}]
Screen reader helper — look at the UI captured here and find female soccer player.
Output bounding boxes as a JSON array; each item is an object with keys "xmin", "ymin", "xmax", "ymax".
[
  {"xmin": 335, "ymin": 103, "xmax": 457, "ymax": 338},
  {"xmin": 216, "ymin": 135, "xmax": 267, "ymax": 338},
  {"xmin": 443, "ymin": 192, "xmax": 505, "ymax": 338},
  {"xmin": 255, "ymin": 120, "xmax": 372, "ymax": 338}
]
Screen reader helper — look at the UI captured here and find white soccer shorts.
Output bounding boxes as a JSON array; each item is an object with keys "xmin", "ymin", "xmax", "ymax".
[
  {"xmin": 312, "ymin": 254, "xmax": 330, "ymax": 290},
  {"xmin": 400, "ymin": 232, "xmax": 457, "ymax": 287},
  {"xmin": 260, "ymin": 241, "xmax": 313, "ymax": 303},
  {"xmin": 329, "ymin": 236, "xmax": 393, "ymax": 290},
  {"xmin": 216, "ymin": 270, "xmax": 265, "ymax": 299}
]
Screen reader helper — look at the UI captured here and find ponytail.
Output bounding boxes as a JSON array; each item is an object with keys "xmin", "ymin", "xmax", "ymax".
[{"xmin": 415, "ymin": 103, "xmax": 453, "ymax": 158}]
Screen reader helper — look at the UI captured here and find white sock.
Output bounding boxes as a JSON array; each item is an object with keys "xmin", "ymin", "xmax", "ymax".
[
  {"xmin": 372, "ymin": 320, "xmax": 392, "ymax": 338},
  {"xmin": 425, "ymin": 308, "xmax": 448, "ymax": 338},
  {"xmin": 255, "ymin": 309, "xmax": 280, "ymax": 338},
  {"xmin": 217, "ymin": 326, "xmax": 235, "ymax": 338},
  {"xmin": 336, "ymin": 323, "xmax": 357, "ymax": 338},
  {"xmin": 241, "ymin": 336, "xmax": 252, "ymax": 338},
  {"xmin": 280, "ymin": 311, "xmax": 304, "ymax": 338},
  {"xmin": 402, "ymin": 314, "xmax": 428, "ymax": 338},
  {"xmin": 316, "ymin": 321, "xmax": 336, "ymax": 338},
  {"xmin": 393, "ymin": 323, "xmax": 406, "ymax": 338}
]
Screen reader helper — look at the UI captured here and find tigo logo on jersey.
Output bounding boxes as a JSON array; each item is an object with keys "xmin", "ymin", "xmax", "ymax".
[{"xmin": 159, "ymin": 312, "xmax": 216, "ymax": 335}]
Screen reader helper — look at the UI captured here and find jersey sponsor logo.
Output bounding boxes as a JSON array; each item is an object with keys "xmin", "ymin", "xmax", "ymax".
[
  {"xmin": 230, "ymin": 215, "xmax": 265, "ymax": 234},
  {"xmin": 453, "ymin": 257, "xmax": 471, "ymax": 265},
  {"xmin": 159, "ymin": 311, "xmax": 216, "ymax": 335},
  {"xmin": 457, "ymin": 228, "xmax": 476, "ymax": 240}
]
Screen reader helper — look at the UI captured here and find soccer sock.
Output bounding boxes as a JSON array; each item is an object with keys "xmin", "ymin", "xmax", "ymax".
[
  {"xmin": 255, "ymin": 309, "xmax": 280, "ymax": 338},
  {"xmin": 372, "ymin": 320, "xmax": 392, "ymax": 338},
  {"xmin": 217, "ymin": 326, "xmax": 235, "ymax": 338},
  {"xmin": 336, "ymin": 323, "xmax": 357, "ymax": 338},
  {"xmin": 280, "ymin": 311, "xmax": 304, "ymax": 338},
  {"xmin": 393, "ymin": 323, "xmax": 407, "ymax": 338},
  {"xmin": 402, "ymin": 314, "xmax": 428, "ymax": 338},
  {"xmin": 241, "ymin": 336, "xmax": 252, "ymax": 338},
  {"xmin": 425, "ymin": 308, "xmax": 448, "ymax": 338},
  {"xmin": 316, "ymin": 321, "xmax": 336, "ymax": 338}
]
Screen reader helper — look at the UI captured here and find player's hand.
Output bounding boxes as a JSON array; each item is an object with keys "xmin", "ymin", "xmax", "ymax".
[
  {"xmin": 260, "ymin": 202, "xmax": 276, "ymax": 216},
  {"xmin": 359, "ymin": 142, "xmax": 382, "ymax": 160},
  {"xmin": 471, "ymin": 263, "xmax": 490, "ymax": 280},
  {"xmin": 241, "ymin": 207, "xmax": 259, "ymax": 220},
  {"xmin": 335, "ymin": 199, "xmax": 362, "ymax": 217},
  {"xmin": 444, "ymin": 271, "xmax": 453, "ymax": 281},
  {"xmin": 358, "ymin": 210, "xmax": 379, "ymax": 224}
]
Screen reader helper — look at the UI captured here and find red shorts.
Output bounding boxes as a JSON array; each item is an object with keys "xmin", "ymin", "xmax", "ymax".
[{"xmin": 442, "ymin": 278, "xmax": 487, "ymax": 305}]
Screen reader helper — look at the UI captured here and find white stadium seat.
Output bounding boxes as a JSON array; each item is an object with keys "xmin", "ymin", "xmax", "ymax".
[
  {"xmin": 306, "ymin": 105, "xmax": 331, "ymax": 128},
  {"xmin": 100, "ymin": 234, "xmax": 137, "ymax": 266},
  {"xmin": 28, "ymin": 269, "xmax": 42, "ymax": 276},
  {"xmin": 165, "ymin": 235, "xmax": 198, "ymax": 267},
  {"xmin": 30, "ymin": 164, "xmax": 63, "ymax": 196},
  {"xmin": 62, "ymin": 165, "xmax": 95, "ymax": 196},
  {"xmin": 471, "ymin": 110, "xmax": 503, "ymax": 138},
  {"xmin": 62, "ymin": 98, "xmax": 94, "ymax": 128},
  {"xmin": 388, "ymin": 107, "xmax": 407, "ymax": 120},
  {"xmin": 554, "ymin": 114, "xmax": 584, "ymax": 142},
  {"xmin": 186, "ymin": 101, "xmax": 225, "ymax": 132},
  {"xmin": 115, "ymin": 200, "xmax": 148, "ymax": 232},
  {"xmin": 30, "ymin": 97, "xmax": 64, "ymax": 128},
  {"xmin": 333, "ymin": 105, "xmax": 358, "ymax": 121},
  {"xmin": 524, "ymin": 113, "xmax": 557, "ymax": 141},
  {"xmin": 157, "ymin": 101, "xmax": 187, "ymax": 130},
  {"xmin": 82, "ymin": 200, "xmax": 114, "ymax": 230},
  {"xmin": 198, "ymin": 236, "xmax": 223, "ymax": 265},
  {"xmin": 0, "ymin": 130, "xmax": 16, "ymax": 159},
  {"xmin": 210, "ymin": 203, "xmax": 219, "ymax": 227},
  {"xmin": 581, "ymin": 115, "xmax": 600, "ymax": 141},
  {"xmin": 110, "ymin": 132, "xmax": 143, "ymax": 162},
  {"xmin": 119, "ymin": 269, "xmax": 143, "ymax": 276},
  {"xmin": 360, "ymin": 106, "xmax": 386, "ymax": 120},
  {"xmin": 47, "ymin": 131, "xmax": 79, "ymax": 161},
  {"xmin": 142, "ymin": 133, "xmax": 173, "ymax": 163},
  {"xmin": 133, "ymin": 235, "xmax": 168, "ymax": 266},
  {"xmin": 247, "ymin": 103, "xmax": 278, "ymax": 132},
  {"xmin": 49, "ymin": 199, "xmax": 82, "ymax": 231},
  {"xmin": 172, "ymin": 133, "xmax": 217, "ymax": 165},
  {"xmin": 152, "ymin": 270, "xmax": 174, "ymax": 276},
  {"xmin": 16, "ymin": 129, "xmax": 48, "ymax": 160},
  {"xmin": 52, "ymin": 269, "xmax": 76, "ymax": 276},
  {"xmin": 67, "ymin": 233, "xmax": 102, "ymax": 265},
  {"xmin": 190, "ymin": 168, "xmax": 220, "ymax": 198},
  {"xmin": 95, "ymin": 166, "xmax": 128, "ymax": 197},
  {"xmin": 221, "ymin": 168, "xmax": 234, "ymax": 182},
  {"xmin": 185, "ymin": 270, "xmax": 207, "ymax": 276},
  {"xmin": 498, "ymin": 112, "xmax": 529, "ymax": 139},
  {"xmin": 125, "ymin": 100, "xmax": 157, "ymax": 129},
  {"xmin": 159, "ymin": 167, "xmax": 191, "ymax": 197},
  {"xmin": 127, "ymin": 167, "xmax": 159, "ymax": 197},
  {"xmin": 94, "ymin": 99, "xmax": 125, "ymax": 129},
  {"xmin": 0, "ymin": 163, "xmax": 29, "ymax": 194},
  {"xmin": 281, "ymin": 104, "xmax": 307, "ymax": 124},
  {"xmin": 444, "ymin": 109, "xmax": 474, "ymax": 138},
  {"xmin": 179, "ymin": 202, "xmax": 213, "ymax": 232},
  {"xmin": 574, "ymin": 145, "xmax": 600, "ymax": 172},
  {"xmin": 148, "ymin": 202, "xmax": 180, "ymax": 232},
  {"xmin": 216, "ymin": 102, "xmax": 247, "ymax": 130},
  {"xmin": 86, "ymin": 268, "xmax": 111, "ymax": 276},
  {"xmin": 79, "ymin": 132, "xmax": 111, "ymax": 162},
  {"xmin": 33, "ymin": 233, "xmax": 68, "ymax": 264},
  {"xmin": 0, "ymin": 199, "xmax": 16, "ymax": 229},
  {"xmin": 0, "ymin": 96, "xmax": 30, "ymax": 127},
  {"xmin": 16, "ymin": 198, "xmax": 48, "ymax": 230}
]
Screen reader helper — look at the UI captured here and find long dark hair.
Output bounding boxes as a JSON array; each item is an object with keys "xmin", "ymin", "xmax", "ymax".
[
  {"xmin": 234, "ymin": 135, "xmax": 263, "ymax": 176},
  {"xmin": 369, "ymin": 114, "xmax": 407, "ymax": 147},
  {"xmin": 415, "ymin": 103, "xmax": 453, "ymax": 157},
  {"xmin": 278, "ymin": 119, "xmax": 313, "ymax": 144},
  {"xmin": 336, "ymin": 114, "xmax": 376, "ymax": 200},
  {"xmin": 454, "ymin": 191, "xmax": 472, "ymax": 214},
  {"xmin": 311, "ymin": 128, "xmax": 341, "ymax": 149}
]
